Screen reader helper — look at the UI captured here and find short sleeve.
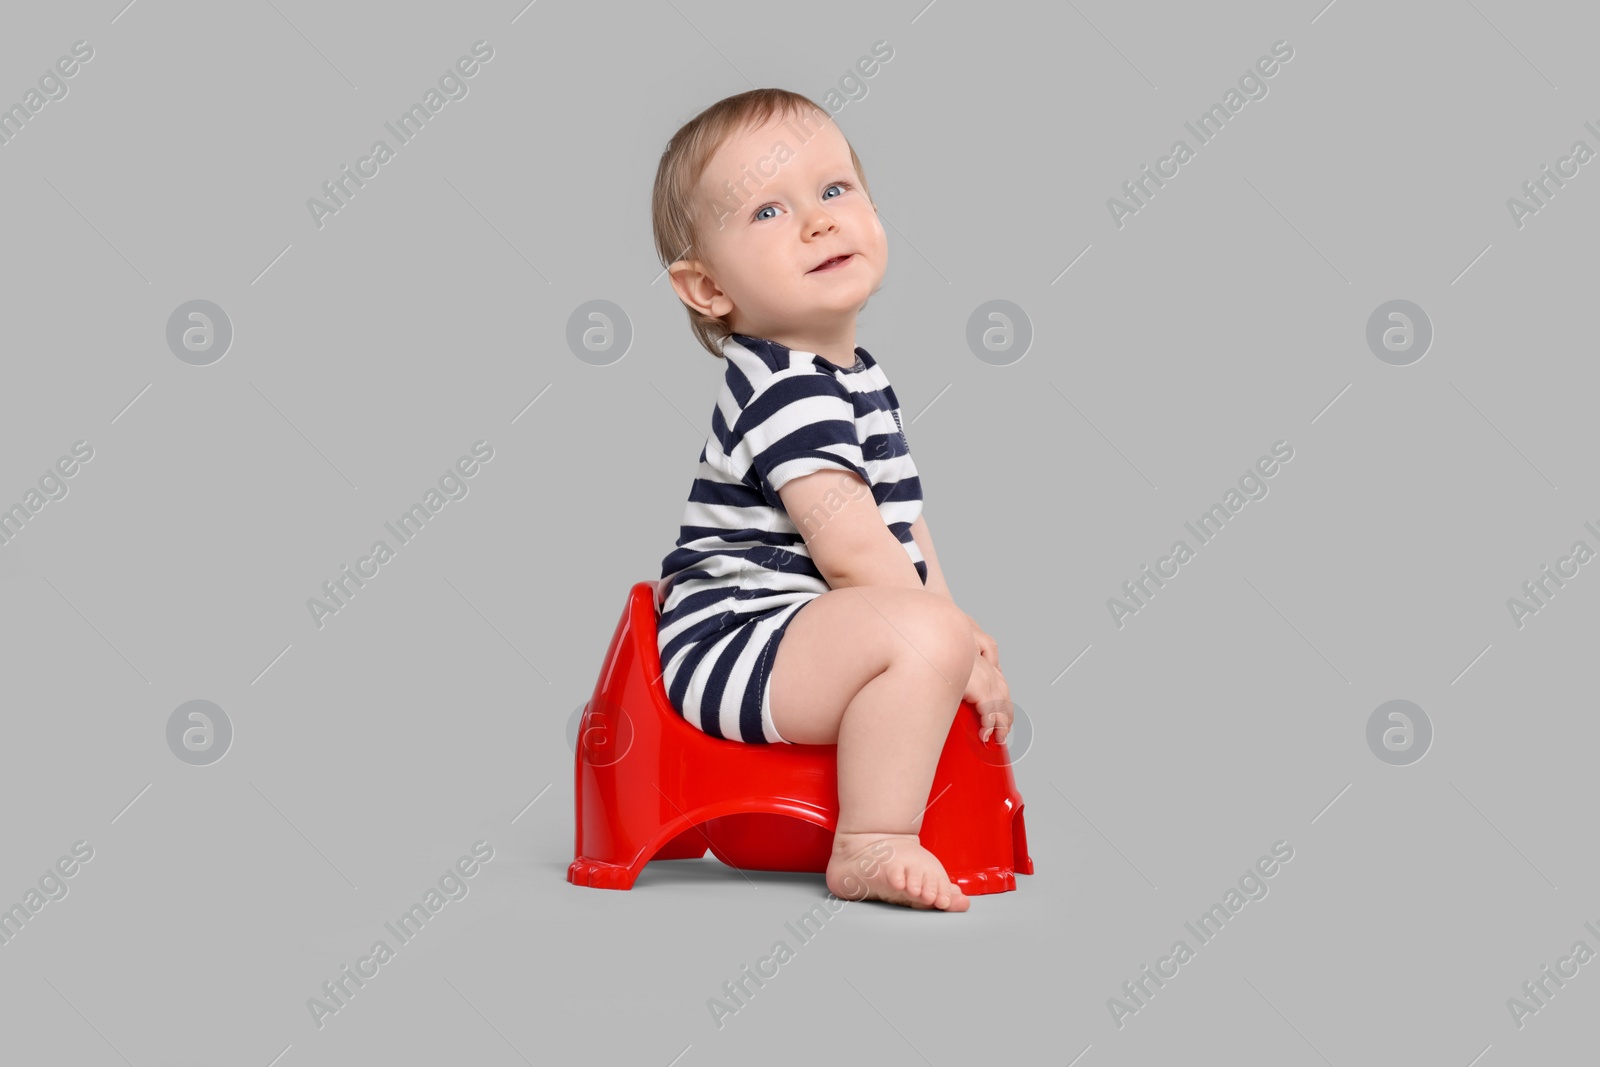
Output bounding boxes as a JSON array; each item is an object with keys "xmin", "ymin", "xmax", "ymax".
[{"xmin": 731, "ymin": 371, "xmax": 871, "ymax": 509}]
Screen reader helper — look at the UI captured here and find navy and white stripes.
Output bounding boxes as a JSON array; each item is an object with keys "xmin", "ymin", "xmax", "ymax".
[{"xmin": 655, "ymin": 331, "xmax": 925, "ymax": 742}]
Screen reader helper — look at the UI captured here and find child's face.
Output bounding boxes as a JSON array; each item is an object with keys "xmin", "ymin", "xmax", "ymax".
[{"xmin": 672, "ymin": 112, "xmax": 886, "ymax": 342}]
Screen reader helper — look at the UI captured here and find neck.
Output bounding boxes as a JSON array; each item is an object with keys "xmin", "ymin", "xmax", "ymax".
[{"xmin": 734, "ymin": 322, "xmax": 858, "ymax": 368}]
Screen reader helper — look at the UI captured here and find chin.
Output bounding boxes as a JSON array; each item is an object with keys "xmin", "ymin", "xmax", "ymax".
[{"xmin": 814, "ymin": 292, "xmax": 871, "ymax": 315}]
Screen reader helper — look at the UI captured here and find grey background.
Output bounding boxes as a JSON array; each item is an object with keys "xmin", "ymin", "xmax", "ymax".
[{"xmin": 1, "ymin": 0, "xmax": 1595, "ymax": 1064}]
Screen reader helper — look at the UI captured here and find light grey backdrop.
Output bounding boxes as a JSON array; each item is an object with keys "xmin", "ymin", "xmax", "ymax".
[{"xmin": 2, "ymin": 0, "xmax": 1595, "ymax": 1064}]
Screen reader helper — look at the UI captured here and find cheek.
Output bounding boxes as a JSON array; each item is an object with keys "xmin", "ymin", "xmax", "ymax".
[{"xmin": 863, "ymin": 211, "xmax": 887, "ymax": 249}]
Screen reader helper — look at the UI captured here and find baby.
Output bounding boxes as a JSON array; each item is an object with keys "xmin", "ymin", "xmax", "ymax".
[{"xmin": 651, "ymin": 89, "xmax": 1012, "ymax": 912}]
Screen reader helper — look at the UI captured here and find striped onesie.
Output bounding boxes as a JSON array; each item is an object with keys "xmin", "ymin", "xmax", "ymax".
[{"xmin": 656, "ymin": 331, "xmax": 926, "ymax": 744}]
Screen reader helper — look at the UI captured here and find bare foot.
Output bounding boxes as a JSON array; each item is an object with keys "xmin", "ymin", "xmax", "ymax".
[{"xmin": 825, "ymin": 832, "xmax": 970, "ymax": 911}]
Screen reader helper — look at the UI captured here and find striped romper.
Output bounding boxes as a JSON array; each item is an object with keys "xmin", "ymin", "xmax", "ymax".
[{"xmin": 656, "ymin": 331, "xmax": 927, "ymax": 744}]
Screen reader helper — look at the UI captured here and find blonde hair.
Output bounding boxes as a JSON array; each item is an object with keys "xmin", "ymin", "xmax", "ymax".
[{"xmin": 652, "ymin": 88, "xmax": 875, "ymax": 360}]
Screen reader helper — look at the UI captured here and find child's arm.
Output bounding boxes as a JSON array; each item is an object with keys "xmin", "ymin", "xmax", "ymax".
[
  {"xmin": 780, "ymin": 471, "xmax": 924, "ymax": 592},
  {"xmin": 909, "ymin": 515, "xmax": 954, "ymax": 602},
  {"xmin": 912, "ymin": 514, "xmax": 1002, "ymax": 670}
]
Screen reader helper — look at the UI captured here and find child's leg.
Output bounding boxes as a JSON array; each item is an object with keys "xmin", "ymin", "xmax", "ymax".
[{"xmin": 768, "ymin": 587, "xmax": 977, "ymax": 911}]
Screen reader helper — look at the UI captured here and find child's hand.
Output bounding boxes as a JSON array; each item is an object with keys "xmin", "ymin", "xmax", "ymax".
[{"xmin": 962, "ymin": 653, "xmax": 1012, "ymax": 744}]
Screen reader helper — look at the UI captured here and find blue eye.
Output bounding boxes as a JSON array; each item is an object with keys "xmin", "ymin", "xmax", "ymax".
[{"xmin": 751, "ymin": 180, "xmax": 853, "ymax": 221}]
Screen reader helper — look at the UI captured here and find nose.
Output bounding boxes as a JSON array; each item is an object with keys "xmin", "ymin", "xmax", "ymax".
[{"xmin": 802, "ymin": 206, "xmax": 839, "ymax": 240}]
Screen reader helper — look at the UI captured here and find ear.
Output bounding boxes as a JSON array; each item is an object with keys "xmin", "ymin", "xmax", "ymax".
[{"xmin": 668, "ymin": 259, "xmax": 733, "ymax": 320}]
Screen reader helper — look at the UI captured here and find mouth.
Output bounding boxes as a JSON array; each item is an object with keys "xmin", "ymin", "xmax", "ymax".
[{"xmin": 807, "ymin": 253, "xmax": 856, "ymax": 274}]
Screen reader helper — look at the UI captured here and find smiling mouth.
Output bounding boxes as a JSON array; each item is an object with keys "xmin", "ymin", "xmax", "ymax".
[{"xmin": 808, "ymin": 254, "xmax": 855, "ymax": 273}]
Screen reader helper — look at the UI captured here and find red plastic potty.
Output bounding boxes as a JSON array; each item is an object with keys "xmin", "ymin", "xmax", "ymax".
[{"xmin": 567, "ymin": 581, "xmax": 1033, "ymax": 895}]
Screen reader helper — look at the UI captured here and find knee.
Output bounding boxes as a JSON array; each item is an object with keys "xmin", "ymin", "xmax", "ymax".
[{"xmin": 891, "ymin": 593, "xmax": 975, "ymax": 689}]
